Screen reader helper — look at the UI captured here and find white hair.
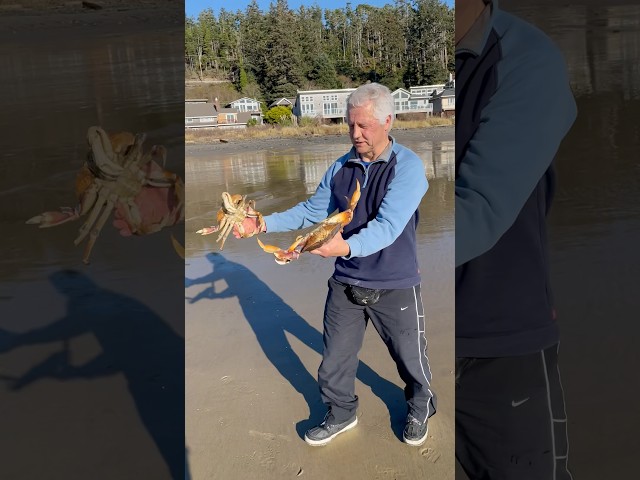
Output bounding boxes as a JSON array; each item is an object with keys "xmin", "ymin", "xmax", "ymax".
[{"xmin": 346, "ymin": 83, "xmax": 395, "ymax": 129}]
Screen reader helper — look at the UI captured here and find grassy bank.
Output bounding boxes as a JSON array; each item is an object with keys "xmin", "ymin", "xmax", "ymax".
[{"xmin": 185, "ymin": 117, "xmax": 454, "ymax": 144}]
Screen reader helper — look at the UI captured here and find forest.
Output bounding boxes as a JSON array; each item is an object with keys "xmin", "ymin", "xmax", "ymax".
[{"xmin": 185, "ymin": 0, "xmax": 454, "ymax": 103}]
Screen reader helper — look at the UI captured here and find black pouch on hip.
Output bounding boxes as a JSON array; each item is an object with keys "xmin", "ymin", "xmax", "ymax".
[{"xmin": 347, "ymin": 285, "xmax": 382, "ymax": 306}]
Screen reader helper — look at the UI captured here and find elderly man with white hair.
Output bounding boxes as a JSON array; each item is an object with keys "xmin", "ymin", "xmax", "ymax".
[{"xmin": 236, "ymin": 82, "xmax": 437, "ymax": 447}]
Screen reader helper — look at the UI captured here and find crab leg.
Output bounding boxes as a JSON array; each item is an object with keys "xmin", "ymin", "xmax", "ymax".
[
  {"xmin": 81, "ymin": 195, "xmax": 116, "ymax": 264},
  {"xmin": 196, "ymin": 226, "xmax": 219, "ymax": 235},
  {"xmin": 74, "ymin": 189, "xmax": 109, "ymax": 245}
]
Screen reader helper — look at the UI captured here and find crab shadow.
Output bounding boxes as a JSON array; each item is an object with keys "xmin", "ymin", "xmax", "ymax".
[
  {"xmin": 0, "ymin": 269, "xmax": 185, "ymax": 480},
  {"xmin": 185, "ymin": 252, "xmax": 407, "ymax": 440}
]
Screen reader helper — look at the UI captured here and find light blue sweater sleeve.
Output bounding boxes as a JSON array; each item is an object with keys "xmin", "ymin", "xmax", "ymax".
[
  {"xmin": 346, "ymin": 146, "xmax": 428, "ymax": 258},
  {"xmin": 455, "ymin": 31, "xmax": 577, "ymax": 267},
  {"xmin": 263, "ymin": 158, "xmax": 344, "ymax": 232}
]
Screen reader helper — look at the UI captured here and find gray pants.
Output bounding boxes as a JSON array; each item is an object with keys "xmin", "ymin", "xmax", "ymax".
[{"xmin": 318, "ymin": 276, "xmax": 437, "ymax": 423}]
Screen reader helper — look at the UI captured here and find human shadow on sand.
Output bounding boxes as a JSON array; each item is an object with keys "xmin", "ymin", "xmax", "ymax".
[
  {"xmin": 0, "ymin": 269, "xmax": 185, "ymax": 480},
  {"xmin": 185, "ymin": 252, "xmax": 407, "ymax": 440}
]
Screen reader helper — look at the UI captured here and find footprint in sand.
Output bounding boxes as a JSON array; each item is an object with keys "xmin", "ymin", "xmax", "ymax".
[{"xmin": 420, "ymin": 446, "xmax": 441, "ymax": 463}]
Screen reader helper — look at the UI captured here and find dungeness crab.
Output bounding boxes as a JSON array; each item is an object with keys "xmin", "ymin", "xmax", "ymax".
[
  {"xmin": 26, "ymin": 126, "xmax": 185, "ymax": 264},
  {"xmin": 196, "ymin": 192, "xmax": 265, "ymax": 250},
  {"xmin": 257, "ymin": 179, "xmax": 361, "ymax": 265}
]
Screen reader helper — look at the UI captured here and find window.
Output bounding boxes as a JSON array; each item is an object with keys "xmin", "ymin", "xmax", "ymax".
[
  {"xmin": 395, "ymin": 100, "xmax": 408, "ymax": 111},
  {"xmin": 323, "ymin": 102, "xmax": 339, "ymax": 116},
  {"xmin": 322, "ymin": 94, "xmax": 338, "ymax": 101},
  {"xmin": 302, "ymin": 103, "xmax": 315, "ymax": 114}
]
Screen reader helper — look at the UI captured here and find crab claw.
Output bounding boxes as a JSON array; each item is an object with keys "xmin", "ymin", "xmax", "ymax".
[
  {"xmin": 257, "ymin": 238, "xmax": 299, "ymax": 265},
  {"xmin": 347, "ymin": 179, "xmax": 361, "ymax": 211},
  {"xmin": 196, "ymin": 226, "xmax": 219, "ymax": 235},
  {"xmin": 87, "ymin": 126, "xmax": 123, "ymax": 177},
  {"xmin": 26, "ymin": 207, "xmax": 80, "ymax": 227}
]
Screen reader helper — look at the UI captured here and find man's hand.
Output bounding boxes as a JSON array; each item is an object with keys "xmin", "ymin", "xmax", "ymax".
[
  {"xmin": 232, "ymin": 216, "xmax": 266, "ymax": 239},
  {"xmin": 309, "ymin": 231, "xmax": 350, "ymax": 258}
]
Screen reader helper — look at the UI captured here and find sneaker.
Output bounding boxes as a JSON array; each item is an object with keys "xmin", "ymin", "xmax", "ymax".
[
  {"xmin": 403, "ymin": 414, "xmax": 428, "ymax": 446},
  {"xmin": 304, "ymin": 413, "xmax": 358, "ymax": 446}
]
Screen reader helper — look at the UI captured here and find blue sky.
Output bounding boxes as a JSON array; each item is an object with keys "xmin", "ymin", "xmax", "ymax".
[{"xmin": 185, "ymin": 0, "xmax": 454, "ymax": 18}]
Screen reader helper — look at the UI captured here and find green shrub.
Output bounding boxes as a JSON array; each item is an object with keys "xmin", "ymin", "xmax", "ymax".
[{"xmin": 264, "ymin": 106, "xmax": 293, "ymax": 125}]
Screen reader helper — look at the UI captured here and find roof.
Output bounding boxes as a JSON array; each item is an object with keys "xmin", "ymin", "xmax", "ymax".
[
  {"xmin": 433, "ymin": 87, "xmax": 455, "ymax": 98},
  {"xmin": 217, "ymin": 108, "xmax": 239, "ymax": 114},
  {"xmin": 228, "ymin": 97, "xmax": 260, "ymax": 104},
  {"xmin": 269, "ymin": 97, "xmax": 296, "ymax": 107},
  {"xmin": 185, "ymin": 103, "xmax": 217, "ymax": 117},
  {"xmin": 297, "ymin": 88, "xmax": 356, "ymax": 95}
]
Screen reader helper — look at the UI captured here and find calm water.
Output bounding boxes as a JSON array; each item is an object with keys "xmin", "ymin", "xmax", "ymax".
[
  {"xmin": 0, "ymin": 26, "xmax": 184, "ymax": 480},
  {"xmin": 186, "ymin": 137, "xmax": 454, "ymax": 258}
]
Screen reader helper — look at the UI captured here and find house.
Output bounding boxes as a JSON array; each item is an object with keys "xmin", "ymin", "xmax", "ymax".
[
  {"xmin": 185, "ymin": 103, "xmax": 218, "ymax": 128},
  {"xmin": 392, "ymin": 88, "xmax": 434, "ymax": 115},
  {"xmin": 410, "ymin": 84, "xmax": 446, "ymax": 99},
  {"xmin": 268, "ymin": 98, "xmax": 296, "ymax": 109},
  {"xmin": 293, "ymin": 88, "xmax": 356, "ymax": 121},
  {"xmin": 216, "ymin": 108, "xmax": 238, "ymax": 124},
  {"xmin": 227, "ymin": 97, "xmax": 263, "ymax": 124},
  {"xmin": 227, "ymin": 97, "xmax": 261, "ymax": 112},
  {"xmin": 185, "ymin": 102, "xmax": 254, "ymax": 129},
  {"xmin": 431, "ymin": 87, "xmax": 456, "ymax": 117}
]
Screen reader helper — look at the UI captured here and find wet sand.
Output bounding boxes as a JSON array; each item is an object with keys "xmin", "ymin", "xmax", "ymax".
[{"xmin": 186, "ymin": 127, "xmax": 455, "ymax": 479}]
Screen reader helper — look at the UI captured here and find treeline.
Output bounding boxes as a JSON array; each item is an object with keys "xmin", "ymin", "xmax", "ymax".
[{"xmin": 185, "ymin": 0, "xmax": 454, "ymax": 102}]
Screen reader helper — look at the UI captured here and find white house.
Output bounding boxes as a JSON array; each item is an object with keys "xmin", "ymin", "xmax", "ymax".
[
  {"xmin": 410, "ymin": 84, "xmax": 446, "ymax": 98},
  {"xmin": 227, "ymin": 97, "xmax": 263, "ymax": 124},
  {"xmin": 227, "ymin": 97, "xmax": 261, "ymax": 112},
  {"xmin": 293, "ymin": 88, "xmax": 356, "ymax": 121},
  {"xmin": 391, "ymin": 88, "xmax": 434, "ymax": 115}
]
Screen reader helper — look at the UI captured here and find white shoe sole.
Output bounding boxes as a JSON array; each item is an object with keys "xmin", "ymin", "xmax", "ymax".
[
  {"xmin": 304, "ymin": 416, "xmax": 358, "ymax": 446},
  {"xmin": 403, "ymin": 423, "xmax": 429, "ymax": 446}
]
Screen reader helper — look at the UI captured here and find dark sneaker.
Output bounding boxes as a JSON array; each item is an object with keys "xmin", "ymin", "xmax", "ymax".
[
  {"xmin": 403, "ymin": 414, "xmax": 428, "ymax": 446},
  {"xmin": 304, "ymin": 413, "xmax": 358, "ymax": 446}
]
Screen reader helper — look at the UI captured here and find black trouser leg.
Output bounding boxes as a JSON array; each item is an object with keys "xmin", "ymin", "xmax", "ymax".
[{"xmin": 455, "ymin": 344, "xmax": 573, "ymax": 480}]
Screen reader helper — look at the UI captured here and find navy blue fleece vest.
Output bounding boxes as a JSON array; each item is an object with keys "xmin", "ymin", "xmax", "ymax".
[
  {"xmin": 332, "ymin": 155, "xmax": 421, "ymax": 290},
  {"xmin": 456, "ymin": 29, "xmax": 560, "ymax": 357}
]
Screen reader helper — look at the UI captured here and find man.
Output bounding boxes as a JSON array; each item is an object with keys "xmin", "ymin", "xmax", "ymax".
[
  {"xmin": 235, "ymin": 83, "xmax": 437, "ymax": 446},
  {"xmin": 456, "ymin": 0, "xmax": 576, "ymax": 478}
]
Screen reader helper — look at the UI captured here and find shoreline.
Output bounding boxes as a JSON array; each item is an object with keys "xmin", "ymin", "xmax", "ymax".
[{"xmin": 186, "ymin": 125, "xmax": 455, "ymax": 155}]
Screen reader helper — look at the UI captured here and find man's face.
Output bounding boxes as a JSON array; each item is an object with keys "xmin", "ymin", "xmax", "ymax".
[{"xmin": 347, "ymin": 103, "xmax": 390, "ymax": 161}]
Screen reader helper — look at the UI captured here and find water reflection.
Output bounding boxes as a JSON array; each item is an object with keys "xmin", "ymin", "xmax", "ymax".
[{"xmin": 187, "ymin": 139, "xmax": 453, "ymax": 211}]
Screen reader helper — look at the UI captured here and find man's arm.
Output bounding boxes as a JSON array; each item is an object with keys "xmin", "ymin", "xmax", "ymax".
[{"xmin": 455, "ymin": 43, "xmax": 577, "ymax": 267}]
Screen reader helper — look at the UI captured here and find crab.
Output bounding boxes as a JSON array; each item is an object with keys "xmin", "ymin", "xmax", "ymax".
[
  {"xmin": 257, "ymin": 179, "xmax": 361, "ymax": 265},
  {"xmin": 26, "ymin": 126, "xmax": 185, "ymax": 264},
  {"xmin": 196, "ymin": 192, "xmax": 265, "ymax": 250}
]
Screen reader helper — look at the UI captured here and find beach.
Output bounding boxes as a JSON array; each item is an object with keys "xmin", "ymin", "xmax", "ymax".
[{"xmin": 185, "ymin": 126, "xmax": 455, "ymax": 479}]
